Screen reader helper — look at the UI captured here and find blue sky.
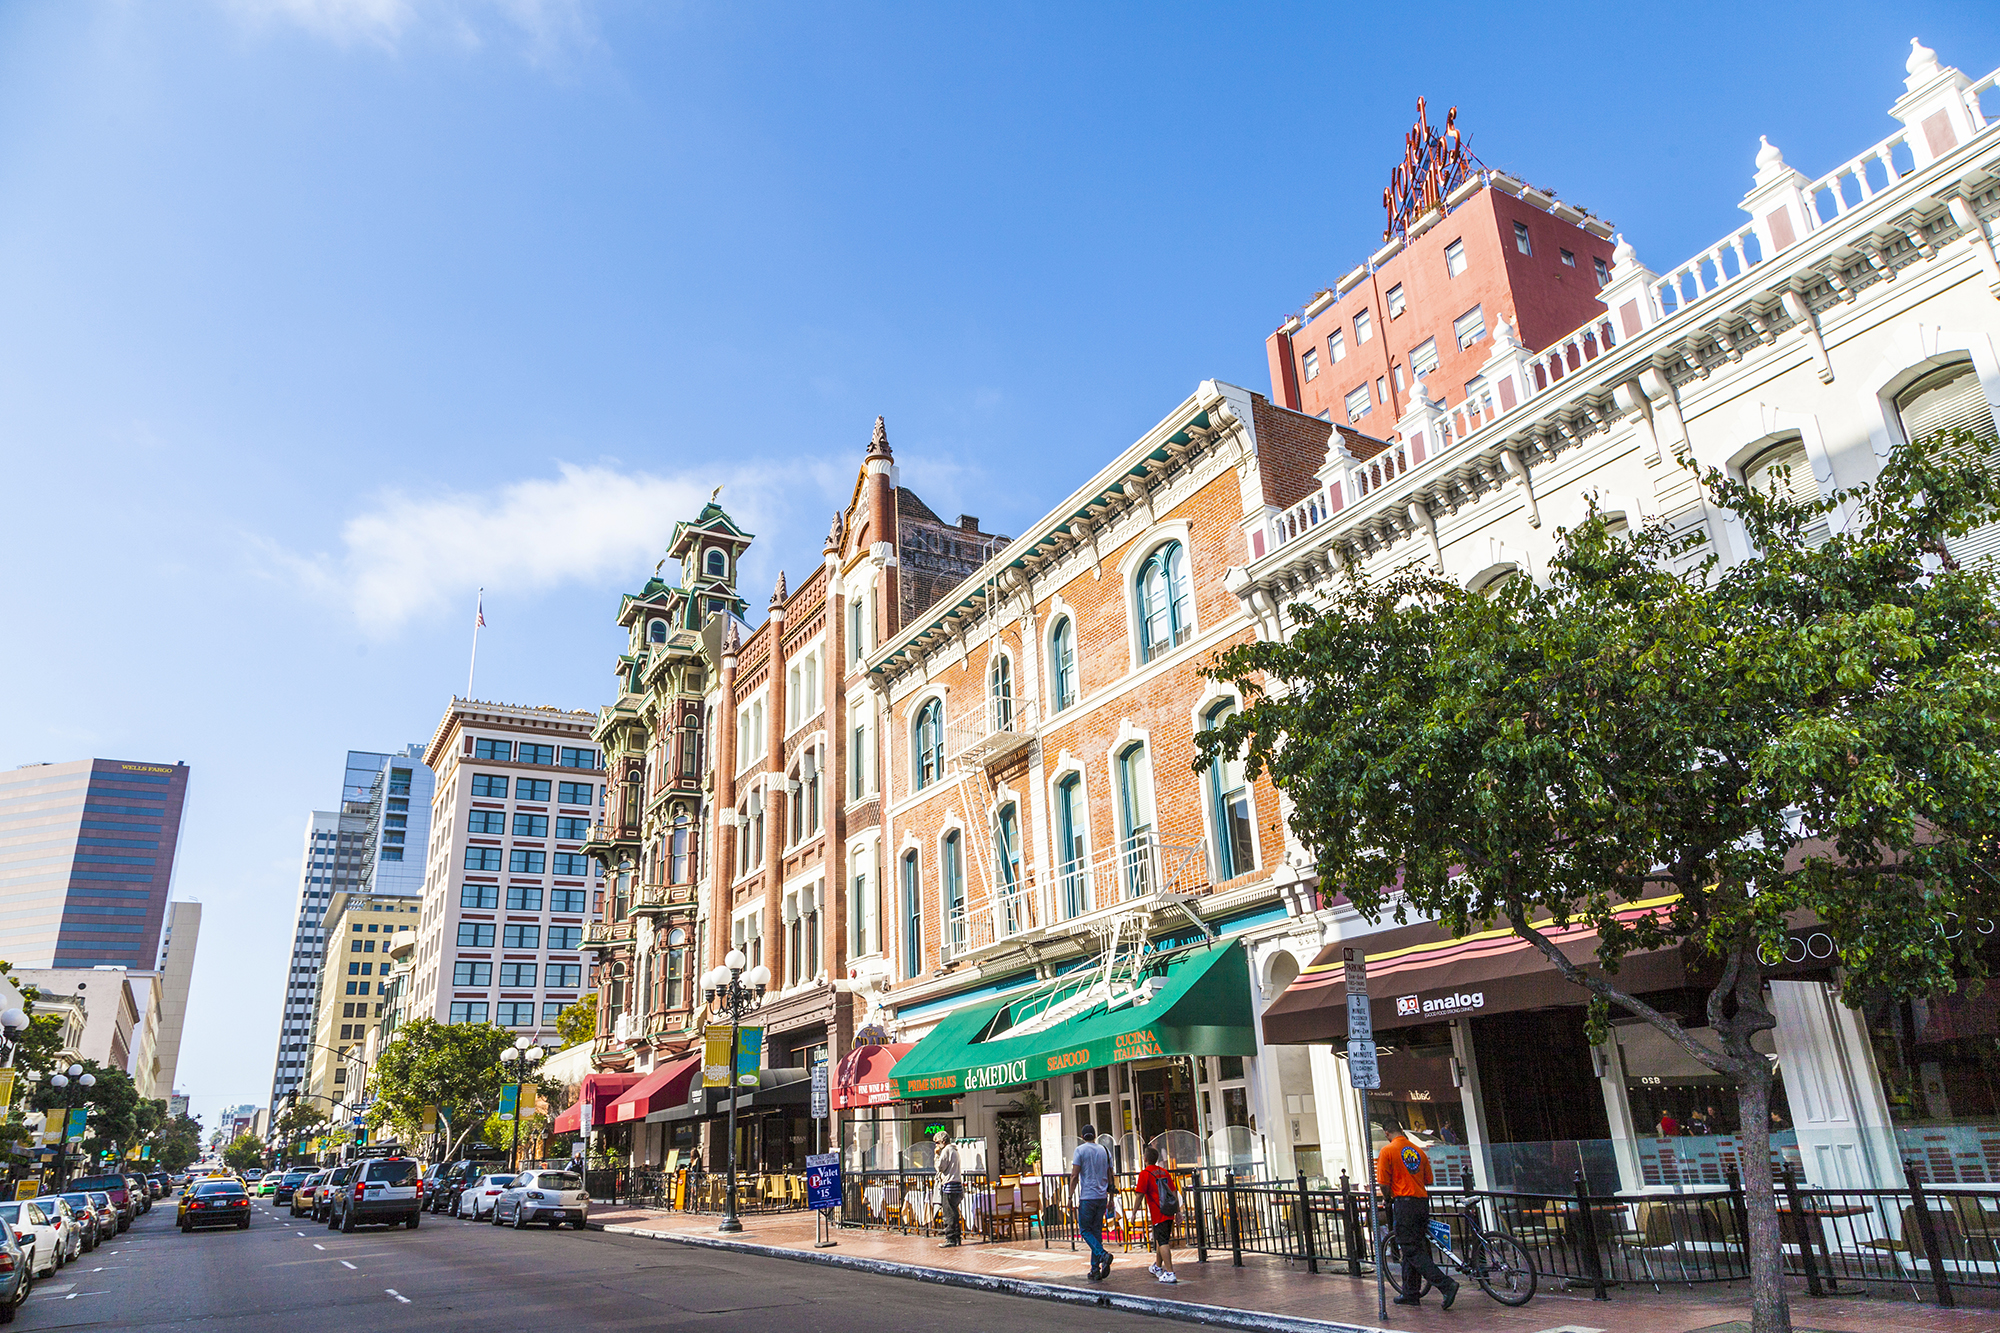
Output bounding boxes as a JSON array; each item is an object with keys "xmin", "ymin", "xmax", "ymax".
[{"xmin": 0, "ymin": 0, "xmax": 1991, "ymax": 1131}]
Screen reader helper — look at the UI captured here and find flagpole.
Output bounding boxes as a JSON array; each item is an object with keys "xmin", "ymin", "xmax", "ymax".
[{"xmin": 468, "ymin": 588, "xmax": 483, "ymax": 698}]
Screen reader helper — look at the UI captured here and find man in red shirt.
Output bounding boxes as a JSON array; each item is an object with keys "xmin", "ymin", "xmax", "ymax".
[
  {"xmin": 1375, "ymin": 1126, "xmax": 1457, "ymax": 1309},
  {"xmin": 1135, "ymin": 1147, "xmax": 1178, "ymax": 1285}
]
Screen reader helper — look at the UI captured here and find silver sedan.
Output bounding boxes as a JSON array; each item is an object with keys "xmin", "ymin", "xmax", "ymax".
[{"xmin": 493, "ymin": 1169, "xmax": 589, "ymax": 1229}]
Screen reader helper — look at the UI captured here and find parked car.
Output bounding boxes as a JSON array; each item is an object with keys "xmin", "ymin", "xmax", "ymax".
[
  {"xmin": 28, "ymin": 1200, "xmax": 82, "ymax": 1265},
  {"xmin": 314, "ymin": 1166, "xmax": 356, "ymax": 1222},
  {"xmin": 273, "ymin": 1170, "xmax": 310, "ymax": 1206},
  {"xmin": 147, "ymin": 1174, "xmax": 169, "ymax": 1198},
  {"xmin": 55, "ymin": 1194, "xmax": 101, "ymax": 1252},
  {"xmin": 124, "ymin": 1176, "xmax": 151, "ymax": 1214},
  {"xmin": 0, "ymin": 1203, "xmax": 60, "ymax": 1278},
  {"xmin": 493, "ymin": 1169, "xmax": 589, "ymax": 1230},
  {"xmin": 0, "ymin": 1223, "xmax": 31, "ymax": 1324},
  {"xmin": 329, "ymin": 1157, "xmax": 421, "ymax": 1233},
  {"xmin": 455, "ymin": 1173, "xmax": 516, "ymax": 1220},
  {"xmin": 243, "ymin": 1169, "xmax": 264, "ymax": 1182},
  {"xmin": 180, "ymin": 1180, "xmax": 251, "ymax": 1232},
  {"xmin": 83, "ymin": 1193, "xmax": 117, "ymax": 1239},
  {"xmin": 70, "ymin": 1175, "xmax": 134, "ymax": 1231},
  {"xmin": 426, "ymin": 1161, "xmax": 478, "ymax": 1213},
  {"xmin": 290, "ymin": 1172, "xmax": 328, "ymax": 1218}
]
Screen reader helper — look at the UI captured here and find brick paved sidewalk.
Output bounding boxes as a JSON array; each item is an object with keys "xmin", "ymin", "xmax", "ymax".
[{"xmin": 585, "ymin": 1202, "xmax": 2000, "ymax": 1333}]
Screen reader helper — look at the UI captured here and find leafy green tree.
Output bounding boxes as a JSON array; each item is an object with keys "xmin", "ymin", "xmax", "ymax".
[
  {"xmin": 365, "ymin": 1018, "xmax": 511, "ymax": 1155},
  {"xmin": 223, "ymin": 1133, "xmax": 264, "ymax": 1174},
  {"xmin": 147, "ymin": 1112, "xmax": 203, "ymax": 1172},
  {"xmin": 555, "ymin": 995, "xmax": 596, "ymax": 1050},
  {"xmin": 1199, "ymin": 431, "xmax": 2000, "ymax": 1333},
  {"xmin": 28, "ymin": 1060, "xmax": 141, "ymax": 1163}
]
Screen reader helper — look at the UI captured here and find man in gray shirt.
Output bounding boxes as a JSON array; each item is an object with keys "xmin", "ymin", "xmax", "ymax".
[
  {"xmin": 933, "ymin": 1129, "xmax": 964, "ymax": 1247},
  {"xmin": 1069, "ymin": 1123, "xmax": 1113, "ymax": 1280}
]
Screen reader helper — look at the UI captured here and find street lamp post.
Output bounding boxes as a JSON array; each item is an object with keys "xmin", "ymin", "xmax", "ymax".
[
  {"xmin": 46, "ymin": 1063, "xmax": 96, "ymax": 1191},
  {"xmin": 0, "ymin": 1008, "xmax": 30, "ymax": 1191},
  {"xmin": 499, "ymin": 1037, "xmax": 546, "ymax": 1173},
  {"xmin": 702, "ymin": 950, "xmax": 769, "ymax": 1235}
]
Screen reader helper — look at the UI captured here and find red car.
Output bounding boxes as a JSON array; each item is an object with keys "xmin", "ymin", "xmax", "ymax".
[{"xmin": 68, "ymin": 1176, "xmax": 133, "ymax": 1232}]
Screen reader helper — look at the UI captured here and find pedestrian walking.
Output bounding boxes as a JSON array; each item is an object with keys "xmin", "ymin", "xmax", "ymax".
[
  {"xmin": 1134, "ymin": 1146, "xmax": 1179, "ymax": 1285},
  {"xmin": 933, "ymin": 1129, "xmax": 963, "ymax": 1247},
  {"xmin": 1070, "ymin": 1123, "xmax": 1113, "ymax": 1280},
  {"xmin": 1375, "ymin": 1126, "xmax": 1457, "ymax": 1310}
]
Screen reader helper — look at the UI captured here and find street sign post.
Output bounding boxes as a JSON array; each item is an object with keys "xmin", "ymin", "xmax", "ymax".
[
  {"xmin": 1342, "ymin": 946, "xmax": 1387, "ymax": 1324},
  {"xmin": 810, "ymin": 1061, "xmax": 829, "ymax": 1120}
]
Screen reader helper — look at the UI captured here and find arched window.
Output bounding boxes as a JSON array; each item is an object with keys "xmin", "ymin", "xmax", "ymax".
[
  {"xmin": 1056, "ymin": 774, "xmax": 1087, "ymax": 919},
  {"xmin": 900, "ymin": 850, "xmax": 922, "ymax": 979},
  {"xmin": 1204, "ymin": 704, "xmax": 1255, "ymax": 881},
  {"xmin": 648, "ymin": 619, "xmax": 667, "ymax": 644},
  {"xmin": 994, "ymin": 804, "xmax": 1023, "ymax": 935},
  {"xmin": 1137, "ymin": 541, "xmax": 1193, "ymax": 663},
  {"xmin": 669, "ymin": 809, "xmax": 691, "ymax": 883},
  {"xmin": 990, "ymin": 655, "xmax": 1014, "ymax": 731},
  {"xmin": 1897, "ymin": 361, "xmax": 2000, "ymax": 568},
  {"xmin": 1116, "ymin": 743, "xmax": 1153, "ymax": 898},
  {"xmin": 704, "ymin": 547, "xmax": 728, "ymax": 578},
  {"xmin": 1742, "ymin": 438, "xmax": 1831, "ymax": 548},
  {"xmin": 913, "ymin": 699, "xmax": 945, "ymax": 790},
  {"xmin": 941, "ymin": 831, "xmax": 965, "ymax": 955},
  {"xmin": 1050, "ymin": 619, "xmax": 1077, "ymax": 711}
]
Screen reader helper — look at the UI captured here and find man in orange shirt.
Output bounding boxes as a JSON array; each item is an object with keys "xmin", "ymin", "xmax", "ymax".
[{"xmin": 1375, "ymin": 1126, "xmax": 1457, "ymax": 1309}]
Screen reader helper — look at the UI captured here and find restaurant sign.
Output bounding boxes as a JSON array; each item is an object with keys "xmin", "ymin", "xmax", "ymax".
[
  {"xmin": 1396, "ymin": 990, "xmax": 1485, "ymax": 1018},
  {"xmin": 900, "ymin": 1027, "xmax": 1173, "ymax": 1099}
]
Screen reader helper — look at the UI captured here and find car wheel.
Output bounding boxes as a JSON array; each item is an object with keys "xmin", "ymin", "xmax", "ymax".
[
  {"xmin": 179, "ymin": 1220, "xmax": 190, "ymax": 1233},
  {"xmin": 339, "ymin": 1211, "xmax": 355, "ymax": 1235},
  {"xmin": 406, "ymin": 1212, "xmax": 419, "ymax": 1229},
  {"xmin": 571, "ymin": 1218, "xmax": 586, "ymax": 1230},
  {"xmin": 512, "ymin": 1207, "xmax": 526, "ymax": 1231},
  {"xmin": 237, "ymin": 1218, "xmax": 249, "ymax": 1231},
  {"xmin": 327, "ymin": 1212, "xmax": 340, "ymax": 1231}
]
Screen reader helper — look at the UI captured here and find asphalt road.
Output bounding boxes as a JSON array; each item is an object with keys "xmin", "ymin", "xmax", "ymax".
[{"xmin": 14, "ymin": 1195, "xmax": 1177, "ymax": 1333}]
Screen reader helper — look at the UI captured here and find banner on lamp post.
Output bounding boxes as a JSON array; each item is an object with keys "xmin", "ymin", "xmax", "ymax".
[
  {"xmin": 498, "ymin": 1083, "xmax": 519, "ymax": 1122},
  {"xmin": 65, "ymin": 1109, "xmax": 88, "ymax": 1143}
]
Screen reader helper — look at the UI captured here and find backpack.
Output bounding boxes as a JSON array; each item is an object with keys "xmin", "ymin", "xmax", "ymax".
[{"xmin": 1153, "ymin": 1172, "xmax": 1180, "ymax": 1219}]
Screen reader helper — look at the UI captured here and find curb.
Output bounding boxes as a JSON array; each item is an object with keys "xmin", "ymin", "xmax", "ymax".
[{"xmin": 588, "ymin": 1219, "xmax": 1391, "ymax": 1333}]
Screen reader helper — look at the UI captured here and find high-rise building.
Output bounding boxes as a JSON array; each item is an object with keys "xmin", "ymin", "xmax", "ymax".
[
  {"xmin": 0, "ymin": 759, "xmax": 190, "ymax": 970},
  {"xmin": 167, "ymin": 1093, "xmax": 189, "ymax": 1119},
  {"xmin": 409, "ymin": 701, "xmax": 603, "ymax": 1046},
  {"xmin": 267, "ymin": 746, "xmax": 433, "ymax": 1108},
  {"xmin": 302, "ymin": 891, "xmax": 421, "ymax": 1115},
  {"xmin": 152, "ymin": 901, "xmax": 201, "ymax": 1095}
]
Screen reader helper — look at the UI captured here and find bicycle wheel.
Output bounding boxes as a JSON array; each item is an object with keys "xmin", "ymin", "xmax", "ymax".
[
  {"xmin": 1471, "ymin": 1230, "xmax": 1537, "ymax": 1306},
  {"xmin": 1373, "ymin": 1226, "xmax": 1431, "ymax": 1299}
]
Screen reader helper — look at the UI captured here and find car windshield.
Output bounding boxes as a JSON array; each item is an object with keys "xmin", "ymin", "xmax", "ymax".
[
  {"xmin": 367, "ymin": 1161, "xmax": 418, "ymax": 1185},
  {"xmin": 195, "ymin": 1182, "xmax": 243, "ymax": 1197},
  {"xmin": 283, "ymin": 1172, "xmax": 309, "ymax": 1183},
  {"xmin": 478, "ymin": 1175, "xmax": 516, "ymax": 1189},
  {"xmin": 535, "ymin": 1172, "xmax": 583, "ymax": 1190},
  {"xmin": 60, "ymin": 1194, "xmax": 91, "ymax": 1209},
  {"xmin": 72, "ymin": 1176, "xmax": 124, "ymax": 1192},
  {"xmin": 0, "ymin": 1206, "xmax": 20, "ymax": 1225},
  {"xmin": 87, "ymin": 1193, "xmax": 109, "ymax": 1207}
]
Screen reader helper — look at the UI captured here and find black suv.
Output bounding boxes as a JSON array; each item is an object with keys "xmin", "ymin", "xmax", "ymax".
[
  {"xmin": 425, "ymin": 1161, "xmax": 476, "ymax": 1213},
  {"xmin": 313, "ymin": 1165, "xmax": 357, "ymax": 1222},
  {"xmin": 328, "ymin": 1158, "xmax": 421, "ymax": 1233}
]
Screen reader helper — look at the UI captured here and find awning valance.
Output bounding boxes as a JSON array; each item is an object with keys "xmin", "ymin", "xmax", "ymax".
[
  {"xmin": 1262, "ymin": 897, "xmax": 1688, "ymax": 1046},
  {"xmin": 646, "ymin": 1067, "xmax": 812, "ymax": 1124},
  {"xmin": 605, "ymin": 1054, "xmax": 701, "ymax": 1125},
  {"xmin": 834, "ymin": 1044, "xmax": 912, "ymax": 1110},
  {"xmin": 891, "ymin": 939, "xmax": 1255, "ymax": 1102},
  {"xmin": 551, "ymin": 1071, "xmax": 644, "ymax": 1134}
]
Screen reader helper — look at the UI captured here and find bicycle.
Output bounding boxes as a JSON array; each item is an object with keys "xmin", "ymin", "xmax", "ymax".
[{"xmin": 1373, "ymin": 1203, "xmax": 1537, "ymax": 1306}]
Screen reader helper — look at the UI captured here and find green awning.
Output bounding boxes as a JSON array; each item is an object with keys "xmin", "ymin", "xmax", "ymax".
[{"xmin": 892, "ymin": 939, "xmax": 1255, "ymax": 1100}]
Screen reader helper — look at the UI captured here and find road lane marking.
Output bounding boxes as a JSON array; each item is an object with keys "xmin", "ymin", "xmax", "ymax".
[
  {"xmin": 313, "ymin": 1242, "xmax": 325, "ymax": 1249},
  {"xmin": 385, "ymin": 1289, "xmax": 410, "ymax": 1304},
  {"xmin": 340, "ymin": 1260, "xmax": 357, "ymax": 1269}
]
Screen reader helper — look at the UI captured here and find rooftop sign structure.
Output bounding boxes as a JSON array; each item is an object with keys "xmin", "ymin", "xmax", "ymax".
[{"xmin": 1383, "ymin": 97, "xmax": 1481, "ymax": 241}]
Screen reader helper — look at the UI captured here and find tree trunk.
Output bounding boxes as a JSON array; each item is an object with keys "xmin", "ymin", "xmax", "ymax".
[{"xmin": 1732, "ymin": 1033, "xmax": 1791, "ymax": 1333}]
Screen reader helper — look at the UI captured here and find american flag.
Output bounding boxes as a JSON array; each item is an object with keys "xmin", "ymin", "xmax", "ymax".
[{"xmin": 476, "ymin": 590, "xmax": 485, "ymax": 628}]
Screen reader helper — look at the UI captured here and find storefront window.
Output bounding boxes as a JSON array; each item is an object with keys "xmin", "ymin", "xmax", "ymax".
[
  {"xmin": 1865, "ymin": 982, "xmax": 2000, "ymax": 1182},
  {"xmin": 1364, "ymin": 1024, "xmax": 1472, "ymax": 1189},
  {"xmin": 1618, "ymin": 1019, "xmax": 1791, "ymax": 1187},
  {"xmin": 1474, "ymin": 1008, "xmax": 1617, "ymax": 1192}
]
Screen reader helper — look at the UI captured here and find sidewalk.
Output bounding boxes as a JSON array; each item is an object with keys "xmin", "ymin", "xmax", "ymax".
[{"xmin": 584, "ymin": 1202, "xmax": 2000, "ymax": 1333}]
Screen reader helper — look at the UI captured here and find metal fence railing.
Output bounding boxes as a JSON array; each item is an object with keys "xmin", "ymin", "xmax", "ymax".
[{"xmin": 1178, "ymin": 1159, "xmax": 2000, "ymax": 1306}]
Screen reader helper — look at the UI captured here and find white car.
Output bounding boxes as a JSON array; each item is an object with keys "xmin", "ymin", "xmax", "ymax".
[
  {"xmin": 493, "ymin": 1169, "xmax": 589, "ymax": 1229},
  {"xmin": 28, "ymin": 1200, "xmax": 83, "ymax": 1264},
  {"xmin": 0, "ymin": 1202, "xmax": 61, "ymax": 1278},
  {"xmin": 454, "ymin": 1174, "xmax": 515, "ymax": 1220}
]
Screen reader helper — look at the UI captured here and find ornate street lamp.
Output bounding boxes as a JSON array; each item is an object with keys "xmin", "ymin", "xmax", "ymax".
[
  {"xmin": 47, "ymin": 1063, "xmax": 95, "ymax": 1190},
  {"xmin": 703, "ymin": 950, "xmax": 769, "ymax": 1234},
  {"xmin": 499, "ymin": 1037, "xmax": 546, "ymax": 1173}
]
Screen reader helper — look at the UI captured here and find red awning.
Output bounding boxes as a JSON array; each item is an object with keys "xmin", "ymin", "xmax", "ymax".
[
  {"xmin": 551, "ymin": 1071, "xmax": 644, "ymax": 1134},
  {"xmin": 605, "ymin": 1054, "xmax": 702, "ymax": 1125},
  {"xmin": 833, "ymin": 1043, "xmax": 912, "ymax": 1109}
]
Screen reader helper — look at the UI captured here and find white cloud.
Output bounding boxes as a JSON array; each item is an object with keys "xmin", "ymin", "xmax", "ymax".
[
  {"xmin": 223, "ymin": 0, "xmax": 595, "ymax": 60},
  {"xmin": 271, "ymin": 462, "xmax": 763, "ymax": 634}
]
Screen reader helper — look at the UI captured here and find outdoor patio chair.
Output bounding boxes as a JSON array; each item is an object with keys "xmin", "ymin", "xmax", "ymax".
[{"xmin": 1613, "ymin": 1200, "xmax": 1697, "ymax": 1290}]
